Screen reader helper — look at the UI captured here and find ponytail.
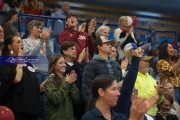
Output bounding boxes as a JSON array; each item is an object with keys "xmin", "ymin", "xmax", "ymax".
[{"xmin": 85, "ymin": 97, "xmax": 96, "ymax": 112}]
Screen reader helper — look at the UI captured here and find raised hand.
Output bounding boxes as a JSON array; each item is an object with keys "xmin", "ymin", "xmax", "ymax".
[
  {"xmin": 85, "ymin": 47, "xmax": 89, "ymax": 63},
  {"xmin": 65, "ymin": 70, "xmax": 77, "ymax": 84},
  {"xmin": 38, "ymin": 2, "xmax": 44, "ymax": 10},
  {"xmin": 78, "ymin": 48, "xmax": 86, "ymax": 63},
  {"xmin": 88, "ymin": 25, "xmax": 95, "ymax": 36},
  {"xmin": 133, "ymin": 47, "xmax": 144, "ymax": 57},
  {"xmin": 78, "ymin": 23, "xmax": 86, "ymax": 32},
  {"xmin": 121, "ymin": 57, "xmax": 128, "ymax": 70},
  {"xmin": 102, "ymin": 19, "xmax": 108, "ymax": 26},
  {"xmin": 40, "ymin": 28, "xmax": 51, "ymax": 43}
]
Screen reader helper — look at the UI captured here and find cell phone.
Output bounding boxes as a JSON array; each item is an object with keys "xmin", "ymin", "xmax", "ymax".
[{"xmin": 43, "ymin": 74, "xmax": 55, "ymax": 87}]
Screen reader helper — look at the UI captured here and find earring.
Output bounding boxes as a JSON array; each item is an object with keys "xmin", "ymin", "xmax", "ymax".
[{"xmin": 10, "ymin": 50, "xmax": 13, "ymax": 55}]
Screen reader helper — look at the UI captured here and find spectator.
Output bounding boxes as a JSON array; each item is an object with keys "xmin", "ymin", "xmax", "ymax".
[
  {"xmin": 164, "ymin": 82, "xmax": 180, "ymax": 119},
  {"xmin": 61, "ymin": 41, "xmax": 87, "ymax": 120},
  {"xmin": 95, "ymin": 25, "xmax": 110, "ymax": 38},
  {"xmin": 0, "ymin": 26, "xmax": 4, "ymax": 56},
  {"xmin": 45, "ymin": 54, "xmax": 80, "ymax": 120},
  {"xmin": 23, "ymin": 20, "xmax": 53, "ymax": 120},
  {"xmin": 23, "ymin": 0, "xmax": 44, "ymax": 15},
  {"xmin": 82, "ymin": 36, "xmax": 123, "ymax": 103},
  {"xmin": 157, "ymin": 43, "xmax": 180, "ymax": 105},
  {"xmin": 148, "ymin": 48, "xmax": 160, "ymax": 81},
  {"xmin": 114, "ymin": 16, "xmax": 137, "ymax": 59},
  {"xmin": 82, "ymin": 75, "xmax": 158, "ymax": 120},
  {"xmin": 2, "ymin": 0, "xmax": 23, "ymax": 12},
  {"xmin": 155, "ymin": 94, "xmax": 178, "ymax": 120},
  {"xmin": 145, "ymin": 22, "xmax": 156, "ymax": 48},
  {"xmin": 85, "ymin": 17, "xmax": 96, "ymax": 40},
  {"xmin": 109, "ymin": 46, "xmax": 117, "ymax": 61},
  {"xmin": 135, "ymin": 55, "xmax": 166, "ymax": 117},
  {"xmin": 44, "ymin": 4, "xmax": 55, "ymax": 16},
  {"xmin": 59, "ymin": 13, "xmax": 94, "ymax": 62},
  {"xmin": 0, "ymin": 35, "xmax": 40, "ymax": 119},
  {"xmin": 52, "ymin": 2, "xmax": 70, "ymax": 19},
  {"xmin": 2, "ymin": 10, "xmax": 19, "ymax": 39}
]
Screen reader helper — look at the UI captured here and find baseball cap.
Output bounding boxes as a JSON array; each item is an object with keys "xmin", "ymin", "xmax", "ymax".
[
  {"xmin": 94, "ymin": 36, "xmax": 116, "ymax": 48},
  {"xmin": 141, "ymin": 55, "xmax": 153, "ymax": 61},
  {"xmin": 124, "ymin": 43, "xmax": 137, "ymax": 51}
]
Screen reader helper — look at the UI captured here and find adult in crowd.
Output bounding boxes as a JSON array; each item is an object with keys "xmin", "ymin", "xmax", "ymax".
[
  {"xmin": 135, "ymin": 55, "xmax": 166, "ymax": 117},
  {"xmin": 145, "ymin": 22, "xmax": 156, "ymax": 48},
  {"xmin": 164, "ymin": 82, "xmax": 180, "ymax": 119},
  {"xmin": 155, "ymin": 94, "xmax": 178, "ymax": 120},
  {"xmin": 82, "ymin": 75, "xmax": 158, "ymax": 120},
  {"xmin": 148, "ymin": 48, "xmax": 159, "ymax": 81},
  {"xmin": 59, "ymin": 13, "xmax": 94, "ymax": 62},
  {"xmin": 60, "ymin": 41, "xmax": 87, "ymax": 120},
  {"xmin": 23, "ymin": 20, "xmax": 53, "ymax": 120},
  {"xmin": 0, "ymin": 0, "xmax": 4, "ymax": 10},
  {"xmin": 85, "ymin": 17, "xmax": 96, "ymax": 40},
  {"xmin": 114, "ymin": 16, "xmax": 137, "ymax": 59},
  {"xmin": 95, "ymin": 25, "xmax": 110, "ymax": 38},
  {"xmin": 61, "ymin": 41, "xmax": 88, "ymax": 120},
  {"xmin": 44, "ymin": 4, "xmax": 55, "ymax": 16},
  {"xmin": 82, "ymin": 36, "xmax": 122, "ymax": 103},
  {"xmin": 2, "ymin": 0, "xmax": 23, "ymax": 12},
  {"xmin": 0, "ymin": 35, "xmax": 40, "ymax": 120},
  {"xmin": 23, "ymin": 0, "xmax": 44, "ymax": 15},
  {"xmin": 2, "ymin": 10, "xmax": 19, "ymax": 39},
  {"xmin": 0, "ymin": 26, "xmax": 4, "ymax": 56},
  {"xmin": 52, "ymin": 2, "xmax": 70, "ymax": 19},
  {"xmin": 157, "ymin": 43, "xmax": 180, "ymax": 105},
  {"xmin": 45, "ymin": 54, "xmax": 80, "ymax": 120}
]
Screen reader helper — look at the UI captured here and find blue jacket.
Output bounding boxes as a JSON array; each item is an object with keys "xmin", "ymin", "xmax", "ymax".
[
  {"xmin": 112, "ymin": 56, "xmax": 147, "ymax": 120},
  {"xmin": 81, "ymin": 107, "xmax": 127, "ymax": 120}
]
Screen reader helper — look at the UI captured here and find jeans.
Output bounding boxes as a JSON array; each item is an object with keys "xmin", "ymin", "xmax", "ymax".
[
  {"xmin": 50, "ymin": 37, "xmax": 60, "ymax": 54},
  {"xmin": 174, "ymin": 88, "xmax": 180, "ymax": 105},
  {"xmin": 36, "ymin": 72, "xmax": 48, "ymax": 120}
]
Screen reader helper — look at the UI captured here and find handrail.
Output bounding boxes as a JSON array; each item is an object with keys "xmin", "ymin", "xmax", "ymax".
[{"xmin": 42, "ymin": 0, "xmax": 180, "ymax": 20}]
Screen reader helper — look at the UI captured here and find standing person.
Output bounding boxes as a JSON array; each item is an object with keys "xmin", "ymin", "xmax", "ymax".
[
  {"xmin": 44, "ymin": 54, "xmax": 80, "ymax": 120},
  {"xmin": 0, "ymin": 35, "xmax": 40, "ymax": 120},
  {"xmin": 155, "ymin": 94, "xmax": 178, "ymax": 120},
  {"xmin": 23, "ymin": 20, "xmax": 53, "ymax": 120},
  {"xmin": 135, "ymin": 55, "xmax": 166, "ymax": 117},
  {"xmin": 23, "ymin": 0, "xmax": 44, "ymax": 15},
  {"xmin": 2, "ymin": 10, "xmax": 19, "ymax": 39},
  {"xmin": 114, "ymin": 16, "xmax": 137, "ymax": 59},
  {"xmin": 0, "ymin": 26, "xmax": 4, "ymax": 56},
  {"xmin": 82, "ymin": 36, "xmax": 122, "ymax": 103},
  {"xmin": 157, "ymin": 42, "xmax": 180, "ymax": 105},
  {"xmin": 59, "ymin": 13, "xmax": 94, "ymax": 62},
  {"xmin": 82, "ymin": 75, "xmax": 159, "ymax": 120},
  {"xmin": 60, "ymin": 41, "xmax": 87, "ymax": 120}
]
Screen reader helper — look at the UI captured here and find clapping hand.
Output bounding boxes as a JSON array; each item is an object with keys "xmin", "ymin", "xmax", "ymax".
[
  {"xmin": 38, "ymin": 2, "xmax": 44, "ymax": 10},
  {"xmin": 65, "ymin": 70, "xmax": 77, "ymax": 84},
  {"xmin": 78, "ymin": 23, "xmax": 86, "ymax": 32},
  {"xmin": 40, "ymin": 28, "xmax": 51, "ymax": 43}
]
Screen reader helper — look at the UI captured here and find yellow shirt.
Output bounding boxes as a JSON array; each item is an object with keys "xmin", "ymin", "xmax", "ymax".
[
  {"xmin": 135, "ymin": 72, "xmax": 164, "ymax": 116},
  {"xmin": 157, "ymin": 59, "xmax": 180, "ymax": 88}
]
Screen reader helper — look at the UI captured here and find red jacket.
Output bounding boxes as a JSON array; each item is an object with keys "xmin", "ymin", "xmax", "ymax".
[
  {"xmin": 23, "ymin": 5, "xmax": 43, "ymax": 15},
  {"xmin": 59, "ymin": 28, "xmax": 94, "ymax": 61}
]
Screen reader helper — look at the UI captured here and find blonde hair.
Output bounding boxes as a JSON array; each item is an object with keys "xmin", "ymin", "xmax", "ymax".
[
  {"xmin": 118, "ymin": 81, "xmax": 123, "ymax": 90},
  {"xmin": 124, "ymin": 49, "xmax": 133, "ymax": 63},
  {"xmin": 119, "ymin": 16, "xmax": 127, "ymax": 22},
  {"xmin": 24, "ymin": 0, "xmax": 38, "ymax": 9}
]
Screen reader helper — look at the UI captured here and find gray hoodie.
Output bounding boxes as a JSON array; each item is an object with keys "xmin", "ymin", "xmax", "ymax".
[{"xmin": 23, "ymin": 38, "xmax": 54, "ymax": 74}]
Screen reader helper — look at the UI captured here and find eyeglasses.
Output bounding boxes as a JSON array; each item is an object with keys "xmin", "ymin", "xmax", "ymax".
[{"xmin": 133, "ymin": 89, "xmax": 138, "ymax": 94}]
